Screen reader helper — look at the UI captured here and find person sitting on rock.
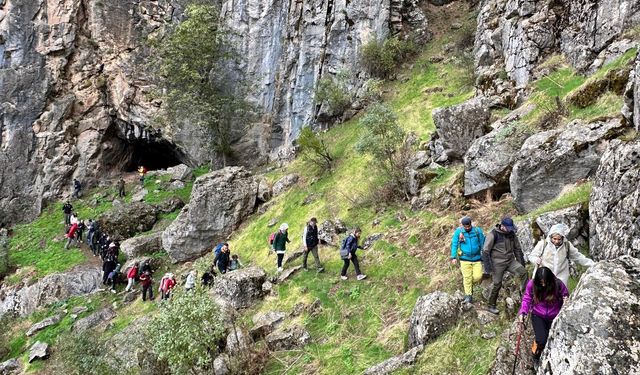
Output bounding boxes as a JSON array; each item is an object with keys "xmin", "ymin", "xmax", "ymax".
[
  {"xmin": 139, "ymin": 270, "xmax": 153, "ymax": 301},
  {"xmin": 201, "ymin": 265, "xmax": 217, "ymax": 287},
  {"xmin": 107, "ymin": 263, "xmax": 122, "ymax": 293},
  {"xmin": 125, "ymin": 262, "xmax": 139, "ymax": 292},
  {"xmin": 482, "ymin": 217, "xmax": 527, "ymax": 315},
  {"xmin": 340, "ymin": 228, "xmax": 367, "ymax": 281},
  {"xmin": 450, "ymin": 216, "xmax": 486, "ymax": 303},
  {"xmin": 518, "ymin": 266, "xmax": 569, "ymax": 363},
  {"xmin": 185, "ymin": 270, "xmax": 197, "ymax": 291},
  {"xmin": 229, "ymin": 254, "xmax": 244, "ymax": 271},
  {"xmin": 528, "ymin": 223, "xmax": 595, "ymax": 286},
  {"xmin": 214, "ymin": 244, "xmax": 231, "ymax": 274},
  {"xmin": 273, "ymin": 223, "xmax": 290, "ymax": 273},
  {"xmin": 302, "ymin": 217, "xmax": 324, "ymax": 273}
]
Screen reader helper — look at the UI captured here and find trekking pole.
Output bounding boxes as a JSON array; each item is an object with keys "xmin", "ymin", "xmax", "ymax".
[{"xmin": 512, "ymin": 318, "xmax": 525, "ymax": 375}]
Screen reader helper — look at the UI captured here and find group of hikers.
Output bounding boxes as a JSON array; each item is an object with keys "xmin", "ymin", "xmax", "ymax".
[{"xmin": 450, "ymin": 216, "xmax": 595, "ymax": 364}]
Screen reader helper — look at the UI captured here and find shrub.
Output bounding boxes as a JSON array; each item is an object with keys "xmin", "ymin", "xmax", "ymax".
[
  {"xmin": 53, "ymin": 332, "xmax": 116, "ymax": 375},
  {"xmin": 314, "ymin": 73, "xmax": 352, "ymax": 117},
  {"xmin": 360, "ymin": 37, "xmax": 416, "ymax": 79},
  {"xmin": 297, "ymin": 127, "xmax": 334, "ymax": 172}
]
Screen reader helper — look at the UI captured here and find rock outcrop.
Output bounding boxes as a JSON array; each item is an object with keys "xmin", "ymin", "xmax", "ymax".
[
  {"xmin": 510, "ymin": 118, "xmax": 625, "ymax": 212},
  {"xmin": 162, "ymin": 167, "xmax": 257, "ymax": 263},
  {"xmin": 26, "ymin": 315, "xmax": 62, "ymax": 337},
  {"xmin": 407, "ymin": 291, "xmax": 461, "ymax": 348},
  {"xmin": 363, "ymin": 345, "xmax": 424, "ymax": 375},
  {"xmin": 250, "ymin": 311, "xmax": 285, "ymax": 340},
  {"xmin": 0, "ymin": 267, "xmax": 101, "ymax": 318},
  {"xmin": 540, "ymin": 256, "xmax": 640, "ymax": 374},
  {"xmin": 121, "ymin": 231, "xmax": 163, "ymax": 259},
  {"xmin": 272, "ymin": 174, "xmax": 299, "ymax": 197},
  {"xmin": 211, "ymin": 267, "xmax": 267, "ymax": 309},
  {"xmin": 97, "ymin": 202, "xmax": 159, "ymax": 240},
  {"xmin": 265, "ymin": 325, "xmax": 311, "ymax": 351},
  {"xmin": 623, "ymin": 54, "xmax": 640, "ymax": 131},
  {"xmin": 589, "ymin": 139, "xmax": 640, "ymax": 260},
  {"xmin": 489, "ymin": 319, "xmax": 535, "ymax": 375},
  {"xmin": 0, "ymin": 358, "xmax": 21, "ymax": 375},
  {"xmin": 73, "ymin": 307, "xmax": 116, "ymax": 332},
  {"xmin": 28, "ymin": 342, "xmax": 49, "ymax": 363}
]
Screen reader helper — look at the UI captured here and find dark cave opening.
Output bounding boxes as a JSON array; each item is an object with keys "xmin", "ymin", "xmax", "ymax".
[{"xmin": 121, "ymin": 138, "xmax": 183, "ymax": 172}]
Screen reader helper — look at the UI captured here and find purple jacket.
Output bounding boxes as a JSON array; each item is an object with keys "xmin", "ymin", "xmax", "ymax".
[{"xmin": 519, "ymin": 278, "xmax": 569, "ymax": 320}]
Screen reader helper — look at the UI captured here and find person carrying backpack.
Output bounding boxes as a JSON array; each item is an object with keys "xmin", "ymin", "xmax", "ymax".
[
  {"xmin": 482, "ymin": 217, "xmax": 527, "ymax": 315},
  {"xmin": 272, "ymin": 223, "xmax": 290, "ymax": 273},
  {"xmin": 340, "ymin": 228, "xmax": 367, "ymax": 281},
  {"xmin": 528, "ymin": 223, "xmax": 595, "ymax": 286},
  {"xmin": 214, "ymin": 244, "xmax": 231, "ymax": 274},
  {"xmin": 159, "ymin": 273, "xmax": 176, "ymax": 300},
  {"xmin": 62, "ymin": 202, "xmax": 73, "ymax": 227},
  {"xmin": 185, "ymin": 270, "xmax": 197, "ymax": 291},
  {"xmin": 518, "ymin": 267, "xmax": 569, "ymax": 363},
  {"xmin": 302, "ymin": 217, "xmax": 324, "ymax": 272},
  {"xmin": 450, "ymin": 216, "xmax": 486, "ymax": 303},
  {"xmin": 125, "ymin": 262, "xmax": 139, "ymax": 292},
  {"xmin": 76, "ymin": 220, "xmax": 85, "ymax": 242},
  {"xmin": 107, "ymin": 263, "xmax": 121, "ymax": 293},
  {"xmin": 102, "ymin": 257, "xmax": 117, "ymax": 285},
  {"xmin": 139, "ymin": 270, "xmax": 153, "ymax": 301}
]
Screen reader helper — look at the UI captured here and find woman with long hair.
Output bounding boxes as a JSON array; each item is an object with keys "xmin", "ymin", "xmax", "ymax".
[{"xmin": 518, "ymin": 267, "xmax": 569, "ymax": 361}]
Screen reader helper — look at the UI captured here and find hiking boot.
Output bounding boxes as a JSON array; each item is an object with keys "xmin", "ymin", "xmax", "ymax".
[
  {"xmin": 340, "ymin": 276, "xmax": 348, "ymax": 281},
  {"xmin": 277, "ymin": 267, "xmax": 283, "ymax": 273},
  {"xmin": 487, "ymin": 305, "xmax": 499, "ymax": 315},
  {"xmin": 356, "ymin": 274, "xmax": 367, "ymax": 281},
  {"xmin": 463, "ymin": 295, "xmax": 473, "ymax": 304},
  {"xmin": 317, "ymin": 267, "xmax": 325, "ymax": 273}
]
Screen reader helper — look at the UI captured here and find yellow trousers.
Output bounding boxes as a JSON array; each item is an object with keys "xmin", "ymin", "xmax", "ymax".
[{"xmin": 460, "ymin": 260, "xmax": 483, "ymax": 296}]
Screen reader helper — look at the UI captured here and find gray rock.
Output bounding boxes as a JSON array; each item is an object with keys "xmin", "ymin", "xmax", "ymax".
[
  {"xmin": 408, "ymin": 291, "xmax": 461, "ymax": 348},
  {"xmin": 283, "ymin": 249, "xmax": 305, "ymax": 266},
  {"xmin": 540, "ymin": 256, "xmax": 640, "ymax": 374},
  {"xmin": 363, "ymin": 233, "xmax": 384, "ymax": 249},
  {"xmin": 431, "ymin": 97, "xmax": 491, "ymax": 161},
  {"xmin": 73, "ymin": 308, "xmax": 116, "ymax": 332},
  {"xmin": 226, "ymin": 329, "xmax": 253, "ymax": 355},
  {"xmin": 272, "ymin": 174, "xmax": 299, "ymax": 197},
  {"xmin": 168, "ymin": 180, "xmax": 185, "ymax": 191},
  {"xmin": 277, "ymin": 265, "xmax": 302, "ymax": 283},
  {"xmin": 318, "ymin": 220, "xmax": 338, "ymax": 245},
  {"xmin": 123, "ymin": 290, "xmax": 139, "ymax": 304},
  {"xmin": 104, "ymin": 316, "xmax": 169, "ymax": 374},
  {"xmin": 261, "ymin": 281, "xmax": 273, "ymax": 294},
  {"xmin": 213, "ymin": 354, "xmax": 231, "ymax": 375},
  {"xmin": 121, "ymin": 231, "xmax": 163, "ymax": 259},
  {"xmin": 162, "ymin": 167, "xmax": 257, "ymax": 263},
  {"xmin": 267, "ymin": 218, "xmax": 279, "ymax": 228},
  {"xmin": 250, "ymin": 311, "xmax": 286, "ymax": 340},
  {"xmin": 166, "ymin": 164, "xmax": 193, "ymax": 182},
  {"xmin": 0, "ymin": 358, "xmax": 21, "ymax": 375},
  {"xmin": 510, "ymin": 118, "xmax": 625, "ymax": 213},
  {"xmin": 257, "ymin": 178, "xmax": 272, "ymax": 203},
  {"xmin": 363, "ymin": 345, "xmax": 424, "ymax": 375},
  {"xmin": 97, "ymin": 202, "xmax": 158, "ymax": 240},
  {"xmin": 28, "ymin": 341, "xmax": 49, "ymax": 363},
  {"xmin": 489, "ymin": 319, "xmax": 535, "ymax": 375},
  {"xmin": 131, "ymin": 188, "xmax": 149, "ymax": 203},
  {"xmin": 26, "ymin": 314, "xmax": 62, "ymax": 337},
  {"xmin": 71, "ymin": 306, "xmax": 88, "ymax": 315},
  {"xmin": 154, "ymin": 196, "xmax": 185, "ymax": 215},
  {"xmin": 0, "ymin": 266, "xmax": 101, "ymax": 318},
  {"xmin": 622, "ymin": 53, "xmax": 640, "ymax": 131},
  {"xmin": 265, "ymin": 325, "xmax": 311, "ymax": 351},
  {"xmin": 211, "ymin": 267, "xmax": 267, "ymax": 309},
  {"xmin": 589, "ymin": 139, "xmax": 640, "ymax": 260}
]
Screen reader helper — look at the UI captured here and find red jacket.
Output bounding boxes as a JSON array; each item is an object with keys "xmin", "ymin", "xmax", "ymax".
[
  {"xmin": 66, "ymin": 223, "xmax": 78, "ymax": 238},
  {"xmin": 139, "ymin": 272, "xmax": 152, "ymax": 287},
  {"xmin": 160, "ymin": 277, "xmax": 175, "ymax": 292},
  {"xmin": 127, "ymin": 266, "xmax": 138, "ymax": 279}
]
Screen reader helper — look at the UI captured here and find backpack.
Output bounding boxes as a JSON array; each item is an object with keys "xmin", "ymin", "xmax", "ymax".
[
  {"xmin": 268, "ymin": 232, "xmax": 276, "ymax": 245},
  {"xmin": 214, "ymin": 243, "xmax": 224, "ymax": 256},
  {"xmin": 339, "ymin": 235, "xmax": 352, "ymax": 259}
]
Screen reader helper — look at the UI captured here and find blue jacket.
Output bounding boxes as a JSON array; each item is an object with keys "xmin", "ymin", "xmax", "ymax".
[
  {"xmin": 340, "ymin": 234, "xmax": 362, "ymax": 259},
  {"xmin": 450, "ymin": 226, "xmax": 485, "ymax": 262}
]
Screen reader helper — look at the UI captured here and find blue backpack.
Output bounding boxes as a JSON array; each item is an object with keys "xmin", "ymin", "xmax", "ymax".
[{"xmin": 214, "ymin": 243, "xmax": 224, "ymax": 256}]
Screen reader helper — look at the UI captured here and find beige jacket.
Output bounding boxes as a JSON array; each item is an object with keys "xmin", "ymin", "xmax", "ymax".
[{"xmin": 528, "ymin": 237, "xmax": 595, "ymax": 285}]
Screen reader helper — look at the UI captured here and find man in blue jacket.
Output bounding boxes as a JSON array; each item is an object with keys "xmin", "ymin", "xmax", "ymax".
[{"xmin": 450, "ymin": 216, "xmax": 485, "ymax": 303}]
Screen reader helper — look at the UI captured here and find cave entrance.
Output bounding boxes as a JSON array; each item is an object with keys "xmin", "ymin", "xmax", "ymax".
[{"xmin": 121, "ymin": 138, "xmax": 183, "ymax": 172}]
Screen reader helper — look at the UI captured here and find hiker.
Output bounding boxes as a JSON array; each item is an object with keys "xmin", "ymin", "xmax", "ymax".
[
  {"xmin": 214, "ymin": 243, "xmax": 231, "ymax": 274},
  {"xmin": 528, "ymin": 223, "xmax": 595, "ymax": 286},
  {"xmin": 107, "ymin": 241, "xmax": 120, "ymax": 261},
  {"xmin": 229, "ymin": 254, "xmax": 244, "ymax": 271},
  {"xmin": 62, "ymin": 202, "xmax": 73, "ymax": 227},
  {"xmin": 482, "ymin": 217, "xmax": 527, "ymax": 315},
  {"xmin": 159, "ymin": 273, "xmax": 176, "ymax": 300},
  {"xmin": 272, "ymin": 223, "xmax": 290, "ymax": 273},
  {"xmin": 450, "ymin": 216, "xmax": 486, "ymax": 303},
  {"xmin": 340, "ymin": 228, "xmax": 367, "ymax": 281},
  {"xmin": 125, "ymin": 262, "xmax": 139, "ymax": 292},
  {"xmin": 138, "ymin": 166, "xmax": 146, "ymax": 187},
  {"xmin": 87, "ymin": 220, "xmax": 98, "ymax": 255},
  {"xmin": 98, "ymin": 233, "xmax": 110, "ymax": 260},
  {"xmin": 117, "ymin": 177, "xmax": 126, "ymax": 198},
  {"xmin": 139, "ymin": 270, "xmax": 153, "ymax": 301},
  {"xmin": 140, "ymin": 259, "xmax": 152, "ymax": 275},
  {"xmin": 519, "ymin": 267, "xmax": 569, "ymax": 362},
  {"xmin": 102, "ymin": 257, "xmax": 117, "ymax": 285},
  {"xmin": 72, "ymin": 178, "xmax": 82, "ymax": 199},
  {"xmin": 70, "ymin": 212, "xmax": 79, "ymax": 225},
  {"xmin": 185, "ymin": 270, "xmax": 197, "ymax": 291},
  {"xmin": 65, "ymin": 222, "xmax": 79, "ymax": 249},
  {"xmin": 302, "ymin": 217, "xmax": 324, "ymax": 272},
  {"xmin": 107, "ymin": 263, "xmax": 122, "ymax": 293},
  {"xmin": 76, "ymin": 220, "xmax": 85, "ymax": 242},
  {"xmin": 201, "ymin": 266, "xmax": 216, "ymax": 287}
]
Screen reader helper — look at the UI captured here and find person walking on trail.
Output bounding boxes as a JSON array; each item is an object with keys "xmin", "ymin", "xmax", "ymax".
[
  {"xmin": 185, "ymin": 270, "xmax": 197, "ymax": 291},
  {"xmin": 87, "ymin": 219, "xmax": 98, "ymax": 255},
  {"xmin": 340, "ymin": 228, "xmax": 367, "ymax": 281},
  {"xmin": 117, "ymin": 177, "xmax": 126, "ymax": 198},
  {"xmin": 62, "ymin": 202, "xmax": 73, "ymax": 227},
  {"xmin": 483, "ymin": 217, "xmax": 527, "ymax": 315},
  {"xmin": 65, "ymin": 222, "xmax": 79, "ymax": 249},
  {"xmin": 76, "ymin": 220, "xmax": 85, "ymax": 242},
  {"xmin": 138, "ymin": 166, "xmax": 147, "ymax": 187},
  {"xmin": 302, "ymin": 217, "xmax": 324, "ymax": 273},
  {"xmin": 214, "ymin": 244, "xmax": 231, "ymax": 274},
  {"xmin": 107, "ymin": 263, "xmax": 122, "ymax": 293},
  {"xmin": 102, "ymin": 257, "xmax": 117, "ymax": 285},
  {"xmin": 229, "ymin": 254, "xmax": 244, "ymax": 271},
  {"xmin": 528, "ymin": 223, "xmax": 595, "ymax": 286},
  {"xmin": 201, "ymin": 265, "xmax": 216, "ymax": 287},
  {"xmin": 272, "ymin": 223, "xmax": 290, "ymax": 273},
  {"xmin": 450, "ymin": 216, "xmax": 486, "ymax": 303},
  {"xmin": 518, "ymin": 267, "xmax": 569, "ymax": 363},
  {"xmin": 72, "ymin": 178, "xmax": 82, "ymax": 199},
  {"xmin": 70, "ymin": 212, "xmax": 79, "ymax": 226},
  {"xmin": 159, "ymin": 273, "xmax": 176, "ymax": 300},
  {"xmin": 140, "ymin": 259, "xmax": 152, "ymax": 275},
  {"xmin": 125, "ymin": 262, "xmax": 139, "ymax": 292},
  {"xmin": 139, "ymin": 270, "xmax": 153, "ymax": 301}
]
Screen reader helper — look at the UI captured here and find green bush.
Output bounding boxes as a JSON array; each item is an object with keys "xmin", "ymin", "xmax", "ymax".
[
  {"xmin": 361, "ymin": 37, "xmax": 416, "ymax": 79},
  {"xmin": 297, "ymin": 127, "xmax": 334, "ymax": 172},
  {"xmin": 53, "ymin": 332, "xmax": 116, "ymax": 375},
  {"xmin": 314, "ymin": 74, "xmax": 352, "ymax": 116}
]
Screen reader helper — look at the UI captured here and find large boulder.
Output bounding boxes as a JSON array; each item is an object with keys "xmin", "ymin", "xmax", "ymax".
[
  {"xmin": 165, "ymin": 164, "xmax": 193, "ymax": 182},
  {"xmin": 97, "ymin": 202, "xmax": 158, "ymax": 240},
  {"xmin": 0, "ymin": 267, "xmax": 101, "ymax": 318},
  {"xmin": 540, "ymin": 256, "xmax": 640, "ymax": 374},
  {"xmin": 265, "ymin": 325, "xmax": 311, "ymax": 351},
  {"xmin": 121, "ymin": 232, "xmax": 163, "ymax": 259},
  {"xmin": 363, "ymin": 345, "xmax": 424, "ymax": 375},
  {"xmin": 489, "ymin": 319, "xmax": 535, "ymax": 375},
  {"xmin": 28, "ymin": 342, "xmax": 49, "ymax": 363},
  {"xmin": 407, "ymin": 291, "xmax": 461, "ymax": 348},
  {"xmin": 464, "ymin": 104, "xmax": 535, "ymax": 197},
  {"xmin": 431, "ymin": 97, "xmax": 491, "ymax": 161},
  {"xmin": 510, "ymin": 118, "xmax": 625, "ymax": 213},
  {"xmin": 622, "ymin": 53, "xmax": 640, "ymax": 131},
  {"xmin": 517, "ymin": 204, "xmax": 589, "ymax": 256},
  {"xmin": 256, "ymin": 178, "xmax": 272, "ymax": 203},
  {"xmin": 162, "ymin": 167, "xmax": 257, "ymax": 263},
  {"xmin": 589, "ymin": 139, "xmax": 640, "ymax": 260},
  {"xmin": 73, "ymin": 307, "xmax": 116, "ymax": 332},
  {"xmin": 272, "ymin": 174, "xmax": 299, "ymax": 197},
  {"xmin": 250, "ymin": 311, "xmax": 285, "ymax": 340},
  {"xmin": 211, "ymin": 267, "xmax": 267, "ymax": 309}
]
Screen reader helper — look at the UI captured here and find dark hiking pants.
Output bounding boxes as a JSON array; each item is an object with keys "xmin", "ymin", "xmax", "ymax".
[
  {"xmin": 303, "ymin": 245, "xmax": 322, "ymax": 270},
  {"xmin": 341, "ymin": 253, "xmax": 362, "ymax": 276},
  {"xmin": 142, "ymin": 285, "xmax": 153, "ymax": 301},
  {"xmin": 277, "ymin": 254, "xmax": 284, "ymax": 268},
  {"xmin": 531, "ymin": 314, "xmax": 553, "ymax": 359},
  {"xmin": 488, "ymin": 257, "xmax": 527, "ymax": 307}
]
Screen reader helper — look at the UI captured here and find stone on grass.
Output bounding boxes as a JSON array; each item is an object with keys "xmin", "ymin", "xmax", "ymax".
[
  {"xmin": 73, "ymin": 308, "xmax": 116, "ymax": 332},
  {"xmin": 265, "ymin": 325, "xmax": 311, "ymax": 351},
  {"xmin": 26, "ymin": 315, "xmax": 62, "ymax": 337},
  {"xmin": 363, "ymin": 345, "xmax": 424, "ymax": 375},
  {"xmin": 28, "ymin": 342, "xmax": 49, "ymax": 363},
  {"xmin": 408, "ymin": 291, "xmax": 461, "ymax": 348}
]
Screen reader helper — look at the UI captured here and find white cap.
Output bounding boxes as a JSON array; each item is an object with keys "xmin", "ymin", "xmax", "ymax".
[{"xmin": 280, "ymin": 223, "xmax": 289, "ymax": 231}]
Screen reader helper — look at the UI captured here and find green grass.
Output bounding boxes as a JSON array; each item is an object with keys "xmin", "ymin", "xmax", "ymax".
[{"xmin": 517, "ymin": 182, "xmax": 592, "ymax": 220}]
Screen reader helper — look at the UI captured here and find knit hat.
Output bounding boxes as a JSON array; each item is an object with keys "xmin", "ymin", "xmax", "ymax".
[{"xmin": 461, "ymin": 216, "xmax": 472, "ymax": 226}]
